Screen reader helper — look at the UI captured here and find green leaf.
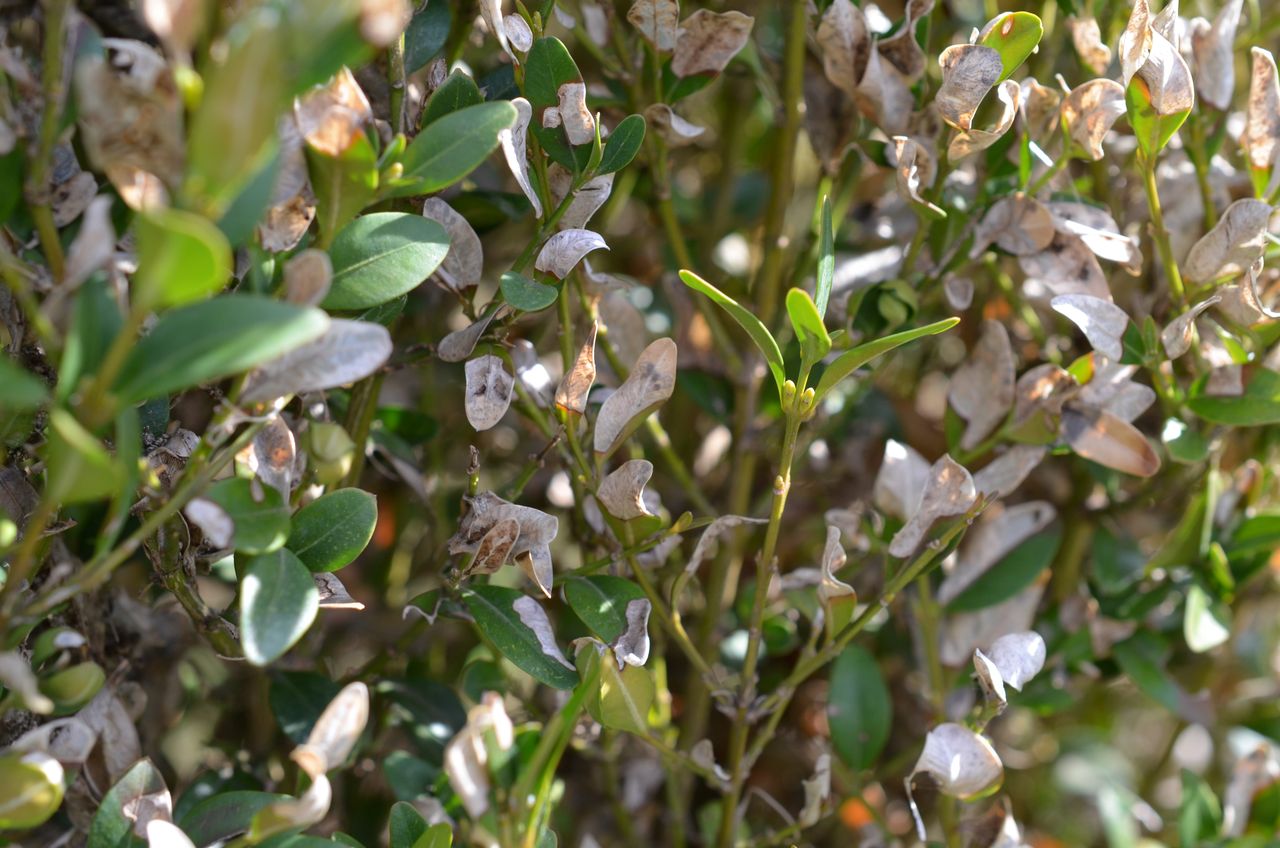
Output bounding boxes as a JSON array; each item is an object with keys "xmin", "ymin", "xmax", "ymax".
[
  {"xmin": 378, "ymin": 678, "xmax": 467, "ymax": 764},
  {"xmin": 414, "ymin": 824, "xmax": 453, "ymax": 848},
  {"xmin": 391, "ymin": 101, "xmax": 517, "ymax": 198},
  {"xmin": 390, "ymin": 801, "xmax": 428, "ymax": 848},
  {"xmin": 420, "ymin": 71, "xmax": 483, "ymax": 128},
  {"xmin": 785, "ymin": 288, "xmax": 832, "ymax": 363},
  {"xmin": 1126, "ymin": 76, "xmax": 1190, "ymax": 159},
  {"xmin": 813, "ymin": 318, "xmax": 961, "ymax": 402},
  {"xmin": 828, "ymin": 644, "xmax": 891, "ymax": 770},
  {"xmin": 947, "ymin": 529, "xmax": 1060, "ymax": 612},
  {"xmin": 270, "ymin": 671, "xmax": 342, "ymax": 744},
  {"xmin": 179, "ymin": 791, "xmax": 290, "ymax": 846},
  {"xmin": 598, "ymin": 115, "xmax": 646, "ymax": 175},
  {"xmin": 678, "ymin": 270, "xmax": 787, "ymax": 395},
  {"xmin": 323, "ymin": 213, "xmax": 451, "ymax": 310},
  {"xmin": 1188, "ymin": 368, "xmax": 1280, "ymax": 426},
  {"xmin": 286, "ymin": 488, "xmax": 378, "ymax": 572},
  {"xmin": 815, "ymin": 195, "xmax": 834, "ymax": 319},
  {"xmin": 576, "ymin": 645, "xmax": 653, "ymax": 735},
  {"xmin": 39, "ymin": 661, "xmax": 105, "ymax": 714},
  {"xmin": 500, "ymin": 272, "xmax": 559, "ymax": 312},
  {"xmin": 240, "ymin": 548, "xmax": 320, "ymax": 666},
  {"xmin": 43, "ymin": 409, "xmax": 124, "ymax": 504},
  {"xmin": 87, "ymin": 759, "xmax": 166, "ymax": 848},
  {"xmin": 462, "ymin": 586, "xmax": 579, "ymax": 690},
  {"xmin": 134, "ymin": 207, "xmax": 233, "ymax": 310},
  {"xmin": 563, "ymin": 575, "xmax": 646, "ymax": 643},
  {"xmin": 1179, "ymin": 769, "xmax": 1222, "ymax": 847},
  {"xmin": 1112, "ymin": 634, "xmax": 1198, "ymax": 720},
  {"xmin": 307, "ymin": 131, "xmax": 379, "ymax": 245},
  {"xmin": 1162, "ymin": 417, "xmax": 1209, "ymax": 464},
  {"xmin": 1183, "ymin": 584, "xmax": 1230, "ymax": 653},
  {"xmin": 113, "ymin": 296, "xmax": 329, "ymax": 404},
  {"xmin": 0, "ymin": 358, "xmax": 48, "ymax": 411},
  {"xmin": 979, "ymin": 12, "xmax": 1043, "ymax": 81},
  {"xmin": 57, "ymin": 277, "xmax": 122, "ymax": 403},
  {"xmin": 404, "ymin": 1, "xmax": 451, "ymax": 73},
  {"xmin": 202, "ymin": 477, "xmax": 291, "ymax": 554},
  {"xmin": 0, "ymin": 753, "xmax": 64, "ymax": 829},
  {"xmin": 525, "ymin": 37, "xmax": 590, "ymax": 171}
]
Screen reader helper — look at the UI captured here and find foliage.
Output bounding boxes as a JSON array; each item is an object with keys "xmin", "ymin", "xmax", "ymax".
[{"xmin": 0, "ymin": 0, "xmax": 1279, "ymax": 847}]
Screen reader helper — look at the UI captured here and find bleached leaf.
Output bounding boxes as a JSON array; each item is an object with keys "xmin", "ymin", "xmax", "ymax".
[
  {"xmin": 1243, "ymin": 48, "xmax": 1280, "ymax": 184},
  {"xmin": 256, "ymin": 774, "xmax": 332, "ymax": 831},
  {"xmin": 295, "ymin": 67, "xmax": 372, "ymax": 157},
  {"xmin": 944, "ymin": 274, "xmax": 974, "ymax": 310},
  {"xmin": 423, "ymin": 198, "xmax": 483, "ymax": 290},
  {"xmin": 971, "ymin": 445, "xmax": 1046, "ymax": 499},
  {"xmin": 444, "ymin": 694, "xmax": 509, "ymax": 818},
  {"xmin": 613, "ymin": 598, "xmax": 652, "ymax": 668},
  {"xmin": 1078, "ymin": 361, "xmax": 1155, "ymax": 423},
  {"xmin": 147, "ymin": 821, "xmax": 197, "ymax": 848},
  {"xmin": 479, "ymin": 0, "xmax": 511, "ymax": 59},
  {"xmin": 627, "ymin": 0, "xmax": 679, "ymax": 51},
  {"xmin": 500, "ymin": 98, "xmax": 543, "ymax": 218},
  {"xmin": 1161, "ymin": 296, "xmax": 1221, "ymax": 358},
  {"xmin": 800, "ymin": 753, "xmax": 831, "ymax": 828},
  {"xmin": 464, "ymin": 355, "xmax": 515, "ymax": 432},
  {"xmin": 513, "ymin": 596, "xmax": 575, "ymax": 668},
  {"xmin": 683, "ymin": 515, "xmax": 768, "ymax": 576},
  {"xmin": 888, "ymin": 455, "xmax": 976, "ymax": 558},
  {"xmin": 597, "ymin": 459, "xmax": 655, "ymax": 520},
  {"xmin": 941, "ymin": 584, "xmax": 1043, "ymax": 666},
  {"xmin": 252, "ymin": 417, "xmax": 296, "ymax": 499},
  {"xmin": 984, "ymin": 631, "xmax": 1046, "ymax": 691},
  {"xmin": 949, "ymin": 320, "xmax": 1015, "ymax": 451},
  {"xmin": 542, "ymin": 82, "xmax": 595, "ymax": 146},
  {"xmin": 283, "ymin": 249, "xmax": 332, "ymax": 306},
  {"xmin": 890, "ymin": 135, "xmax": 942, "ymax": 216},
  {"xmin": 1119, "ymin": 0, "xmax": 1153, "ymax": 87},
  {"xmin": 1019, "ymin": 232, "xmax": 1112, "ymax": 301},
  {"xmin": 857, "ymin": 49, "xmax": 914, "ymax": 135},
  {"xmin": 1183, "ymin": 199, "xmax": 1274, "ymax": 284},
  {"xmin": 536, "ymin": 229, "xmax": 609, "ymax": 279},
  {"xmin": 0, "ymin": 651, "xmax": 53, "ymax": 714},
  {"xmin": 1137, "ymin": 26, "xmax": 1195, "ymax": 118},
  {"xmin": 1061, "ymin": 405, "xmax": 1160, "ymax": 477},
  {"xmin": 1060, "ymin": 79, "xmax": 1126, "ymax": 161},
  {"xmin": 971, "ymin": 194, "xmax": 1054, "ymax": 257},
  {"xmin": 878, "ymin": 2, "xmax": 930, "ymax": 83},
  {"xmin": 504, "ymin": 14, "xmax": 533, "ymax": 54},
  {"xmin": 819, "ymin": 525, "xmax": 855, "ymax": 601},
  {"xmin": 939, "ymin": 502, "xmax": 1055, "ymax": 604},
  {"xmin": 872, "ymin": 439, "xmax": 930, "ymax": 520},
  {"xmin": 438, "ymin": 309, "xmax": 502, "ymax": 364},
  {"xmin": 467, "ymin": 518, "xmax": 521, "ymax": 576},
  {"xmin": 936, "ymin": 44, "xmax": 1003, "ymax": 131},
  {"xmin": 139, "ymin": 0, "xmax": 203, "ymax": 53},
  {"xmin": 911, "ymin": 723, "xmax": 1003, "ymax": 799},
  {"xmin": 1021, "ymin": 77, "xmax": 1062, "ymax": 142},
  {"xmin": 1047, "ymin": 201, "xmax": 1143, "ymax": 273},
  {"xmin": 241, "ymin": 319, "xmax": 390, "ymax": 403},
  {"xmin": 315, "ymin": 573, "xmax": 365, "ymax": 610},
  {"xmin": 359, "ymin": 0, "xmax": 411, "ymax": 48},
  {"xmin": 449, "ymin": 492, "xmax": 559, "ymax": 594},
  {"xmin": 593, "ymin": 338, "xmax": 677, "ymax": 457},
  {"xmin": 548, "ymin": 167, "xmax": 614, "ymax": 230},
  {"xmin": 644, "ymin": 104, "xmax": 706, "ymax": 146},
  {"xmin": 293, "ymin": 682, "xmax": 369, "ymax": 777},
  {"xmin": 948, "ymin": 80, "xmax": 1020, "ymax": 161},
  {"xmin": 183, "ymin": 497, "xmax": 232, "ymax": 547},
  {"xmin": 77, "ymin": 689, "xmax": 143, "ymax": 780},
  {"xmin": 1190, "ymin": 0, "xmax": 1242, "ymax": 111},
  {"xmin": 556, "ymin": 321, "xmax": 597, "ymax": 415},
  {"xmin": 670, "ymin": 10, "xmax": 754, "ymax": 78},
  {"xmin": 6, "ymin": 718, "xmax": 96, "ymax": 766},
  {"xmin": 1068, "ymin": 16, "xmax": 1111, "ymax": 75},
  {"xmin": 64, "ymin": 195, "xmax": 115, "ymax": 289},
  {"xmin": 259, "ymin": 119, "xmax": 316, "ymax": 252},
  {"xmin": 1051, "ymin": 294, "xmax": 1129, "ymax": 361},
  {"xmin": 816, "ymin": 0, "xmax": 871, "ymax": 99}
]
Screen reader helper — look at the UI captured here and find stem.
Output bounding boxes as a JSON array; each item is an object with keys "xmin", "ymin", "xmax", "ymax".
[
  {"xmin": 1185, "ymin": 111, "xmax": 1219, "ymax": 231},
  {"xmin": 1028, "ymin": 152, "xmax": 1070, "ymax": 196},
  {"xmin": 0, "ymin": 498, "xmax": 57, "ymax": 624},
  {"xmin": 1140, "ymin": 153, "xmax": 1187, "ymax": 307},
  {"xmin": 340, "ymin": 372, "xmax": 384, "ymax": 488},
  {"xmin": 387, "ymin": 31, "xmax": 407, "ymax": 134},
  {"xmin": 28, "ymin": 0, "xmax": 71, "ymax": 280},
  {"xmin": 152, "ymin": 517, "xmax": 241, "ymax": 656}
]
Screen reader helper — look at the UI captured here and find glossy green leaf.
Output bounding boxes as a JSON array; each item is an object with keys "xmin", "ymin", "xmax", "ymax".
[
  {"xmin": 179, "ymin": 791, "xmax": 290, "ymax": 846},
  {"xmin": 785, "ymin": 287, "xmax": 832, "ymax": 363},
  {"xmin": 1126, "ymin": 76, "xmax": 1190, "ymax": 159},
  {"xmin": 563, "ymin": 575, "xmax": 646, "ymax": 643},
  {"xmin": 39, "ymin": 661, "xmax": 105, "ymax": 714},
  {"xmin": 203, "ymin": 477, "xmax": 291, "ymax": 554},
  {"xmin": 816, "ymin": 195, "xmax": 834, "ymax": 319},
  {"xmin": 462, "ymin": 585, "xmax": 578, "ymax": 690},
  {"xmin": 1112, "ymin": 634, "xmax": 1199, "ymax": 720},
  {"xmin": 270, "ymin": 671, "xmax": 342, "ymax": 744},
  {"xmin": 1179, "ymin": 769, "xmax": 1222, "ymax": 847},
  {"xmin": 1162, "ymin": 417, "xmax": 1209, "ymax": 464},
  {"xmin": 134, "ymin": 207, "xmax": 233, "ymax": 309},
  {"xmin": 598, "ymin": 114, "xmax": 646, "ymax": 175},
  {"xmin": 828, "ymin": 644, "xmax": 891, "ymax": 770},
  {"xmin": 0, "ymin": 753, "xmax": 63, "ymax": 829},
  {"xmin": 0, "ymin": 358, "xmax": 48, "ymax": 411},
  {"xmin": 286, "ymin": 488, "xmax": 378, "ymax": 572},
  {"xmin": 307, "ymin": 131, "xmax": 379, "ymax": 245},
  {"xmin": 947, "ymin": 529, "xmax": 1060, "ymax": 612},
  {"xmin": 415, "ymin": 824, "xmax": 453, "ymax": 848},
  {"xmin": 57, "ymin": 277, "xmax": 122, "ymax": 403},
  {"xmin": 323, "ymin": 213, "xmax": 450, "ymax": 310},
  {"xmin": 390, "ymin": 801, "xmax": 427, "ymax": 848},
  {"xmin": 43, "ymin": 409, "xmax": 124, "ymax": 504},
  {"xmin": 576, "ymin": 645, "xmax": 653, "ymax": 735},
  {"xmin": 240, "ymin": 548, "xmax": 320, "ymax": 665},
  {"xmin": 377, "ymin": 678, "xmax": 466, "ymax": 764},
  {"xmin": 1189, "ymin": 369, "xmax": 1280, "ymax": 425},
  {"xmin": 813, "ymin": 318, "xmax": 960, "ymax": 402},
  {"xmin": 391, "ymin": 101, "xmax": 517, "ymax": 198},
  {"xmin": 113, "ymin": 296, "xmax": 329, "ymax": 404},
  {"xmin": 979, "ymin": 12, "xmax": 1043, "ymax": 81},
  {"xmin": 87, "ymin": 758, "xmax": 167, "ymax": 848},
  {"xmin": 500, "ymin": 272, "xmax": 559, "ymax": 312},
  {"xmin": 679, "ymin": 270, "xmax": 787, "ymax": 395},
  {"xmin": 420, "ymin": 71, "xmax": 483, "ymax": 127},
  {"xmin": 405, "ymin": 1, "xmax": 451, "ymax": 72}
]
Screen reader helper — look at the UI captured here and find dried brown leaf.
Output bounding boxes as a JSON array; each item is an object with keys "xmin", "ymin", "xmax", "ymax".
[
  {"xmin": 671, "ymin": 10, "xmax": 754, "ymax": 78},
  {"xmin": 936, "ymin": 44, "xmax": 1002, "ymax": 131},
  {"xmin": 556, "ymin": 321, "xmax": 598, "ymax": 415},
  {"xmin": 950, "ymin": 320, "xmax": 1015, "ymax": 451},
  {"xmin": 1060, "ymin": 405, "xmax": 1160, "ymax": 476},
  {"xmin": 628, "ymin": 0, "xmax": 679, "ymax": 52},
  {"xmin": 1068, "ymin": 16, "xmax": 1112, "ymax": 75},
  {"xmin": 1060, "ymin": 79, "xmax": 1126, "ymax": 161},
  {"xmin": 294, "ymin": 67, "xmax": 372, "ymax": 157}
]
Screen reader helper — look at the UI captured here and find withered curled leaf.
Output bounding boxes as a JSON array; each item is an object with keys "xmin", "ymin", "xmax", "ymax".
[
  {"xmin": 542, "ymin": 82, "xmax": 595, "ymax": 146},
  {"xmin": 1183, "ymin": 199, "xmax": 1274, "ymax": 284},
  {"xmin": 910, "ymin": 723, "xmax": 1003, "ymax": 802},
  {"xmin": 972, "ymin": 194, "xmax": 1054, "ymax": 257},
  {"xmin": 294, "ymin": 67, "xmax": 372, "ymax": 158},
  {"xmin": 450, "ymin": 493, "xmax": 559, "ymax": 596},
  {"xmin": 643, "ymin": 104, "xmax": 706, "ymax": 146},
  {"xmin": 1020, "ymin": 232, "xmax": 1112, "ymax": 301},
  {"xmin": 1190, "ymin": 0, "xmax": 1243, "ymax": 111},
  {"xmin": 464, "ymin": 355, "xmax": 515, "ymax": 432},
  {"xmin": 950, "ymin": 320, "xmax": 1016, "ymax": 451},
  {"xmin": 627, "ymin": 0, "xmax": 679, "ymax": 52},
  {"xmin": 293, "ymin": 682, "xmax": 369, "ymax": 777},
  {"xmin": 594, "ymin": 338, "xmax": 677, "ymax": 457},
  {"xmin": 670, "ymin": 10, "xmax": 754, "ymax": 78},
  {"xmin": 1051, "ymin": 294, "xmax": 1129, "ymax": 361},
  {"xmin": 1068, "ymin": 16, "xmax": 1112, "ymax": 75},
  {"xmin": 241, "ymin": 319, "xmax": 390, "ymax": 404},
  {"xmin": 536, "ymin": 229, "xmax": 609, "ymax": 279},
  {"xmin": 467, "ymin": 518, "xmax": 521, "ymax": 576},
  {"xmin": 556, "ymin": 321, "xmax": 598, "ymax": 415},
  {"xmin": 500, "ymin": 98, "xmax": 543, "ymax": 218},
  {"xmin": 613, "ymin": 598, "xmax": 652, "ymax": 668},
  {"xmin": 1161, "ymin": 296, "xmax": 1221, "ymax": 358},
  {"xmin": 1060, "ymin": 79, "xmax": 1126, "ymax": 161},
  {"xmin": 949, "ymin": 80, "xmax": 1021, "ymax": 161},
  {"xmin": 816, "ymin": 0, "xmax": 870, "ymax": 100},
  {"xmin": 974, "ymin": 630, "xmax": 1046, "ymax": 703},
  {"xmin": 819, "ymin": 525, "xmax": 855, "ymax": 601},
  {"xmin": 888, "ymin": 455, "xmax": 976, "ymax": 558},
  {"xmin": 936, "ymin": 44, "xmax": 1003, "ymax": 131},
  {"xmin": 314, "ymin": 572, "xmax": 364, "ymax": 610},
  {"xmin": 1243, "ymin": 49, "xmax": 1280, "ymax": 188},
  {"xmin": 597, "ymin": 459, "xmax": 655, "ymax": 520}
]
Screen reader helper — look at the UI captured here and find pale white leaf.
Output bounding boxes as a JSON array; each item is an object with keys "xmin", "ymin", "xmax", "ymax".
[
  {"xmin": 593, "ymin": 338, "xmax": 677, "ymax": 457},
  {"xmin": 1161, "ymin": 296, "xmax": 1221, "ymax": 358},
  {"xmin": 819, "ymin": 525, "xmax": 855, "ymax": 601},
  {"xmin": 499, "ymin": 98, "xmax": 543, "ymax": 218},
  {"xmin": 535, "ymin": 229, "xmax": 609, "ymax": 279},
  {"xmin": 0, "ymin": 651, "xmax": 53, "ymax": 714},
  {"xmin": 283, "ymin": 249, "xmax": 332, "ymax": 306},
  {"xmin": 643, "ymin": 104, "xmax": 706, "ymax": 146},
  {"xmin": 294, "ymin": 682, "xmax": 369, "ymax": 777},
  {"xmin": 972, "ymin": 194, "xmax": 1054, "ymax": 258},
  {"xmin": 147, "ymin": 821, "xmax": 197, "ymax": 848},
  {"xmin": 183, "ymin": 498, "xmax": 233, "ymax": 548},
  {"xmin": 542, "ymin": 82, "xmax": 595, "ymax": 146},
  {"xmin": 1060, "ymin": 79, "xmax": 1126, "ymax": 161},
  {"xmin": 939, "ymin": 502, "xmax": 1055, "ymax": 604},
  {"xmin": 464, "ymin": 355, "xmax": 515, "ymax": 431},
  {"xmin": 1190, "ymin": 0, "xmax": 1243, "ymax": 111},
  {"xmin": 872, "ymin": 438, "xmax": 930, "ymax": 520},
  {"xmin": 513, "ymin": 595, "xmax": 575, "ymax": 668},
  {"xmin": 597, "ymin": 459, "xmax": 655, "ymax": 520},
  {"xmin": 888, "ymin": 455, "xmax": 976, "ymax": 558},
  {"xmin": 6, "ymin": 718, "xmax": 96, "ymax": 766},
  {"xmin": 671, "ymin": 10, "xmax": 754, "ymax": 78},
  {"xmin": 911, "ymin": 723, "xmax": 1003, "ymax": 800},
  {"xmin": 241, "ymin": 319, "xmax": 389, "ymax": 403},
  {"xmin": 613, "ymin": 598, "xmax": 652, "ymax": 668},
  {"xmin": 1052, "ymin": 294, "xmax": 1129, "ymax": 361},
  {"xmin": 949, "ymin": 320, "xmax": 1015, "ymax": 451},
  {"xmin": 314, "ymin": 572, "xmax": 365, "ymax": 611},
  {"xmin": 627, "ymin": 0, "xmax": 679, "ymax": 51},
  {"xmin": 423, "ymin": 197, "xmax": 483, "ymax": 290},
  {"xmin": 1020, "ymin": 232, "xmax": 1112, "ymax": 301},
  {"xmin": 1183, "ymin": 198, "xmax": 1274, "ymax": 284},
  {"xmin": 64, "ymin": 195, "xmax": 115, "ymax": 289}
]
